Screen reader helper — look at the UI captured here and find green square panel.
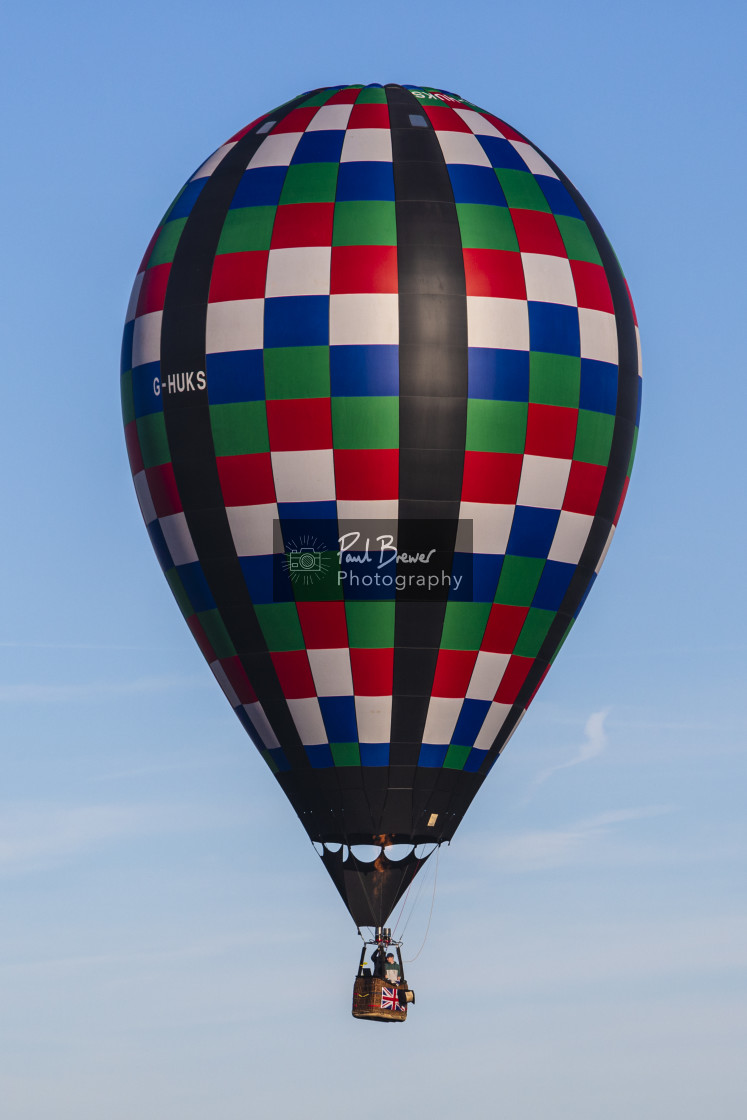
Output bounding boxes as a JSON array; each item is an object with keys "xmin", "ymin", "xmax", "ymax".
[
  {"xmin": 254, "ymin": 603, "xmax": 304, "ymax": 651},
  {"xmin": 148, "ymin": 218, "xmax": 187, "ymax": 267},
  {"xmin": 332, "ymin": 397, "xmax": 398, "ymax": 449},
  {"xmin": 555, "ymin": 216, "xmax": 603, "ymax": 265},
  {"xmin": 333, "ymin": 201, "xmax": 397, "ymax": 246},
  {"xmin": 455, "ymin": 204, "xmax": 519, "ymax": 251},
  {"xmin": 165, "ymin": 568, "xmax": 192, "ymax": 616},
  {"xmin": 261, "ymin": 749, "xmax": 279, "ymax": 774},
  {"xmin": 496, "ymin": 170, "xmax": 550, "ymax": 212},
  {"xmin": 291, "ymin": 552, "xmax": 342, "ymax": 602},
  {"xmin": 443, "ymin": 744, "xmax": 471, "ymax": 770},
  {"xmin": 440, "ymin": 602, "xmax": 491, "ymax": 650},
  {"xmin": 549, "ymin": 617, "xmax": 575, "ymax": 664},
  {"xmin": 300, "ymin": 90, "xmax": 339, "ymax": 106},
  {"xmin": 345, "ymin": 601, "xmax": 395, "ymax": 647},
  {"xmin": 197, "ymin": 610, "xmax": 236, "ymax": 659},
  {"xmin": 331, "ymin": 742, "xmax": 361, "ymax": 767},
  {"xmin": 217, "ymin": 206, "xmax": 276, "ymax": 254},
  {"xmin": 628, "ymin": 425, "xmax": 639, "ymax": 474},
  {"xmin": 280, "ymin": 163, "xmax": 339, "ymax": 205},
  {"xmin": 514, "ymin": 608, "xmax": 555, "ymax": 658},
  {"xmin": 495, "ymin": 556, "xmax": 545, "ymax": 606},
  {"xmin": 264, "ymin": 347, "xmax": 330, "ymax": 400},
  {"xmin": 529, "ymin": 353, "xmax": 581, "ymax": 408},
  {"xmin": 120, "ymin": 370, "xmax": 135, "ymax": 425},
  {"xmin": 574, "ymin": 409, "xmax": 615, "ymax": 465},
  {"xmin": 355, "ymin": 87, "xmax": 386, "ymax": 103},
  {"xmin": 466, "ymin": 399, "xmax": 527, "ymax": 454},
  {"xmin": 136, "ymin": 412, "xmax": 170, "ymax": 468},
  {"xmin": 210, "ymin": 401, "xmax": 269, "ymax": 456}
]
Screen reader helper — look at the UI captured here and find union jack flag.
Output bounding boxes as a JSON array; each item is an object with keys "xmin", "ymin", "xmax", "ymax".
[{"xmin": 380, "ymin": 987, "xmax": 402, "ymax": 1011}]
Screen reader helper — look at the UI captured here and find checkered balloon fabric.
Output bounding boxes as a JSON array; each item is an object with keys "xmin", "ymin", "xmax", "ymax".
[{"xmin": 121, "ymin": 84, "xmax": 641, "ymax": 848}]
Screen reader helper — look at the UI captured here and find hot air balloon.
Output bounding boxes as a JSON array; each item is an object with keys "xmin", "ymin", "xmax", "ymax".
[{"xmin": 121, "ymin": 84, "xmax": 641, "ymax": 1017}]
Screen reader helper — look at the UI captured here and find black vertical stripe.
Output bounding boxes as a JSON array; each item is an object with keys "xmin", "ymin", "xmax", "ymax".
[
  {"xmin": 384, "ymin": 85, "xmax": 469, "ymax": 837},
  {"xmin": 159, "ymin": 91, "xmax": 338, "ymax": 841}
]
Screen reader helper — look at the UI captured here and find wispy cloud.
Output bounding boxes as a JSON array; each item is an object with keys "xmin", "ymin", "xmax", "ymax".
[
  {"xmin": 463, "ymin": 805, "xmax": 674, "ymax": 873},
  {"xmin": 533, "ymin": 708, "xmax": 609, "ymax": 787},
  {"xmin": 0, "ymin": 675, "xmax": 206, "ymax": 704}
]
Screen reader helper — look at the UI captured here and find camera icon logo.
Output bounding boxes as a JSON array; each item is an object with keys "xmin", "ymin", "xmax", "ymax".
[
  {"xmin": 288, "ymin": 547, "xmax": 323, "ymax": 573},
  {"xmin": 283, "ymin": 536, "xmax": 329, "ymax": 586}
]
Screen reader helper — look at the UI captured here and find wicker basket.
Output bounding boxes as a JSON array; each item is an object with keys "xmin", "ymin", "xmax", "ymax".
[{"xmin": 352, "ymin": 975, "xmax": 408, "ymax": 1022}]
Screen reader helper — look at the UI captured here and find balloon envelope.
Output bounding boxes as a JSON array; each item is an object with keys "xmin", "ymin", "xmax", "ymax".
[{"xmin": 121, "ymin": 84, "xmax": 641, "ymax": 925}]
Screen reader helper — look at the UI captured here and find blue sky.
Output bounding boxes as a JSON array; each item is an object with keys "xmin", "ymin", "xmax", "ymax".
[{"xmin": 2, "ymin": 1, "xmax": 746, "ymax": 1116}]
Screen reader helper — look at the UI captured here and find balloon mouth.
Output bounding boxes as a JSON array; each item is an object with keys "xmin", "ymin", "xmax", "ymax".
[{"xmin": 314, "ymin": 841, "xmax": 437, "ymax": 864}]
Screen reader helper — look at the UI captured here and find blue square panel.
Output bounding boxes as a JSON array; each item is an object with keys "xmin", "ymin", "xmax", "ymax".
[
  {"xmin": 177, "ymin": 562, "xmax": 216, "ymax": 612},
  {"xmin": 360, "ymin": 743, "xmax": 389, "ymax": 766},
  {"xmin": 264, "ymin": 296, "xmax": 329, "ymax": 347},
  {"xmin": 464, "ymin": 747, "xmax": 488, "ymax": 772},
  {"xmin": 330, "ymin": 345, "xmax": 399, "ymax": 395},
  {"xmin": 304, "ymin": 744, "xmax": 334, "ymax": 768},
  {"xmin": 448, "ymin": 164, "xmax": 507, "ymax": 205},
  {"xmin": 532, "ymin": 560, "xmax": 575, "ymax": 610},
  {"xmin": 168, "ymin": 178, "xmax": 207, "ymax": 219},
  {"xmin": 468, "ymin": 347, "xmax": 529, "ymax": 401},
  {"xmin": 206, "ymin": 349, "xmax": 265, "ymax": 404},
  {"xmin": 580, "ymin": 359, "xmax": 618, "ymax": 415},
  {"xmin": 528, "ymin": 302, "xmax": 580, "ymax": 357},
  {"xmin": 319, "ymin": 696, "xmax": 358, "ymax": 742},
  {"xmin": 451, "ymin": 699, "xmax": 491, "ymax": 746},
  {"xmin": 478, "ymin": 136, "xmax": 528, "ymax": 171},
  {"xmin": 292, "ymin": 131, "xmax": 345, "ymax": 163},
  {"xmin": 147, "ymin": 520, "xmax": 172, "ymax": 572},
  {"xmin": 336, "ymin": 162, "xmax": 395, "ymax": 201},
  {"xmin": 418, "ymin": 743, "xmax": 448, "ymax": 767},
  {"xmin": 132, "ymin": 361, "xmax": 162, "ymax": 417},
  {"xmin": 536, "ymin": 175, "xmax": 582, "ymax": 219},
  {"xmin": 231, "ymin": 166, "xmax": 287, "ymax": 208},
  {"xmin": 506, "ymin": 506, "xmax": 560, "ymax": 558}
]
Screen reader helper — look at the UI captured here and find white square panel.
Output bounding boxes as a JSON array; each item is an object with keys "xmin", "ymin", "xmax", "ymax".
[
  {"xmin": 521, "ymin": 253, "xmax": 576, "ymax": 305},
  {"xmin": 459, "ymin": 501, "xmax": 514, "ymax": 555},
  {"xmin": 306, "ymin": 105, "xmax": 353, "ymax": 131},
  {"xmin": 271, "ymin": 450, "xmax": 336, "ymax": 503},
  {"xmin": 466, "ymin": 296, "xmax": 529, "ymax": 351},
  {"xmin": 336, "ymin": 499, "xmax": 399, "ymax": 522},
  {"xmin": 517, "ymin": 455, "xmax": 572, "ymax": 509},
  {"xmin": 340, "ymin": 129, "xmax": 392, "ymax": 163},
  {"xmin": 244, "ymin": 701, "xmax": 283, "ymax": 751},
  {"xmin": 125, "ymin": 271, "xmax": 144, "ymax": 323},
  {"xmin": 547, "ymin": 510, "xmax": 594, "ymax": 564},
  {"xmin": 466, "ymin": 651, "xmax": 511, "ymax": 700},
  {"xmin": 472, "ymin": 701, "xmax": 512, "ymax": 750},
  {"xmin": 191, "ymin": 142, "xmax": 236, "ymax": 181},
  {"xmin": 510, "ymin": 142, "xmax": 558, "ymax": 178},
  {"xmin": 307, "ymin": 648, "xmax": 354, "ymax": 697},
  {"xmin": 595, "ymin": 523, "xmax": 616, "ymax": 574},
  {"xmin": 287, "ymin": 697, "xmax": 328, "ymax": 745},
  {"xmin": 133, "ymin": 470, "xmax": 156, "ymax": 525},
  {"xmin": 160, "ymin": 512, "xmax": 198, "ymax": 566},
  {"xmin": 422, "ymin": 697, "xmax": 463, "ymax": 745},
  {"xmin": 455, "ymin": 108, "xmax": 504, "ymax": 137},
  {"xmin": 355, "ymin": 696, "xmax": 392, "ymax": 743},
  {"xmin": 210, "ymin": 660, "xmax": 240, "ymax": 708},
  {"xmin": 205, "ymin": 298, "xmax": 264, "ymax": 353},
  {"xmin": 579, "ymin": 307, "xmax": 618, "ymax": 364},
  {"xmin": 131, "ymin": 310, "xmax": 162, "ymax": 367},
  {"xmin": 330, "ymin": 294, "xmax": 399, "ymax": 345},
  {"xmin": 265, "ymin": 247, "xmax": 331, "ymax": 297},
  {"xmin": 436, "ymin": 131, "xmax": 492, "ymax": 166},
  {"xmin": 247, "ymin": 133, "xmax": 302, "ymax": 169},
  {"xmin": 226, "ymin": 503, "xmax": 280, "ymax": 557}
]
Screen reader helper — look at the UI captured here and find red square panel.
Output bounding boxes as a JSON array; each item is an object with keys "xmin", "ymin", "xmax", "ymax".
[
  {"xmin": 350, "ymin": 648, "xmax": 394, "ymax": 695},
  {"xmin": 348, "ymin": 104, "xmax": 389, "ymax": 129},
  {"xmin": 462, "ymin": 452, "xmax": 523, "ymax": 504},
  {"xmin": 563, "ymin": 460, "xmax": 606, "ymax": 515},
  {"xmin": 494, "ymin": 655, "xmax": 533, "ymax": 703},
  {"xmin": 431, "ymin": 649, "xmax": 478, "ymax": 697},
  {"xmin": 511, "ymin": 210, "xmax": 566, "ymax": 256},
  {"xmin": 217, "ymin": 453, "xmax": 276, "ymax": 506},
  {"xmin": 186, "ymin": 614, "xmax": 216, "ymax": 662},
  {"xmin": 330, "ymin": 246, "xmax": 398, "ymax": 293},
  {"xmin": 125, "ymin": 421, "xmax": 144, "ymax": 476},
  {"xmin": 327, "ymin": 87, "xmax": 361, "ymax": 105},
  {"xmin": 270, "ymin": 650, "xmax": 316, "ymax": 698},
  {"xmin": 270, "ymin": 108, "xmax": 318, "ymax": 134},
  {"xmin": 334, "ymin": 449, "xmax": 398, "ymax": 500},
  {"xmin": 271, "ymin": 203, "xmax": 335, "ymax": 248},
  {"xmin": 625, "ymin": 279, "xmax": 639, "ymax": 326},
  {"xmin": 613, "ymin": 475, "xmax": 630, "ymax": 526},
  {"xmin": 424, "ymin": 106, "xmax": 471, "ymax": 132},
  {"xmin": 138, "ymin": 226, "xmax": 162, "ymax": 273},
  {"xmin": 570, "ymin": 260, "xmax": 614, "ymax": 313},
  {"xmin": 525, "ymin": 404, "xmax": 577, "ymax": 459},
  {"xmin": 481, "ymin": 604, "xmax": 529, "ymax": 654},
  {"xmin": 266, "ymin": 398, "xmax": 332, "ymax": 452},
  {"xmin": 219, "ymin": 655, "xmax": 257, "ymax": 704},
  {"xmin": 297, "ymin": 601, "xmax": 349, "ymax": 649},
  {"xmin": 136, "ymin": 262, "xmax": 171, "ymax": 315},
  {"xmin": 463, "ymin": 248, "xmax": 526, "ymax": 298},
  {"xmin": 209, "ymin": 251, "xmax": 268, "ymax": 302},
  {"xmin": 480, "ymin": 113, "xmax": 524, "ymax": 142},
  {"xmin": 145, "ymin": 463, "xmax": 182, "ymax": 517}
]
